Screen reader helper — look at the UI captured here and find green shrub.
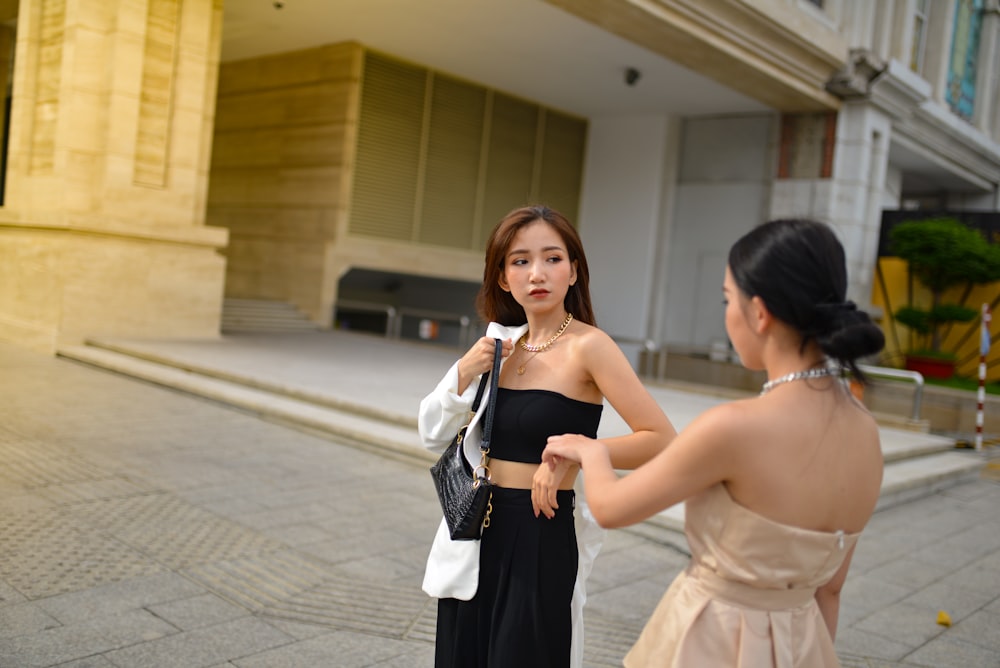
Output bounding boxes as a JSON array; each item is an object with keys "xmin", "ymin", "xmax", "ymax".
[{"xmin": 890, "ymin": 218, "xmax": 1000, "ymax": 356}]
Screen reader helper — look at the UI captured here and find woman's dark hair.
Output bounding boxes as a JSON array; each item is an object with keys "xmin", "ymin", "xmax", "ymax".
[
  {"xmin": 728, "ymin": 218, "xmax": 885, "ymax": 382},
  {"xmin": 477, "ymin": 205, "xmax": 596, "ymax": 326}
]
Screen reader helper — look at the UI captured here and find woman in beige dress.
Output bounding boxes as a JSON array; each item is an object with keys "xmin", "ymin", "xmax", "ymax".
[{"xmin": 543, "ymin": 218, "xmax": 886, "ymax": 667}]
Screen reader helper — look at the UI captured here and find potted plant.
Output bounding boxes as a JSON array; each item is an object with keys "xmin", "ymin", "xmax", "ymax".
[{"xmin": 889, "ymin": 217, "xmax": 1000, "ymax": 379}]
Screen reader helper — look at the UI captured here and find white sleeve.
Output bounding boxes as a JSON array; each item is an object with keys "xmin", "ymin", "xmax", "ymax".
[{"xmin": 417, "ymin": 360, "xmax": 481, "ymax": 454}]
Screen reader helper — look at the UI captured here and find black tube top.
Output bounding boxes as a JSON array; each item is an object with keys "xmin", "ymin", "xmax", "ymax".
[{"xmin": 489, "ymin": 388, "xmax": 603, "ymax": 464}]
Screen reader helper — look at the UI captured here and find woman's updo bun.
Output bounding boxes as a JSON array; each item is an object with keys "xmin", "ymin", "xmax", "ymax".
[
  {"xmin": 728, "ymin": 219, "xmax": 885, "ymax": 382},
  {"xmin": 813, "ymin": 302, "xmax": 885, "ymax": 368}
]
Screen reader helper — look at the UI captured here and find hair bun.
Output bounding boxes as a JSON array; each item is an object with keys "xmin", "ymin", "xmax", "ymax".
[
  {"xmin": 814, "ymin": 304, "xmax": 885, "ymax": 364},
  {"xmin": 812, "ymin": 300, "xmax": 857, "ymax": 329}
]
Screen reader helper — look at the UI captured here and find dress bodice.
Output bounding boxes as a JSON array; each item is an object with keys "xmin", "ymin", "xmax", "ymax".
[
  {"xmin": 685, "ymin": 483, "xmax": 860, "ymax": 596},
  {"xmin": 623, "ymin": 483, "xmax": 862, "ymax": 667}
]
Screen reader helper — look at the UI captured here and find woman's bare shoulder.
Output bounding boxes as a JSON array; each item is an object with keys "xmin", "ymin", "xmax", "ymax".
[
  {"xmin": 572, "ymin": 320, "xmax": 608, "ymax": 342},
  {"xmin": 679, "ymin": 396, "xmax": 767, "ymax": 445},
  {"xmin": 569, "ymin": 323, "xmax": 621, "ymax": 356}
]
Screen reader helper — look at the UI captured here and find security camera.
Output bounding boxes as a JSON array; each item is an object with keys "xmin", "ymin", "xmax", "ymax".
[{"xmin": 625, "ymin": 67, "xmax": 641, "ymax": 86}]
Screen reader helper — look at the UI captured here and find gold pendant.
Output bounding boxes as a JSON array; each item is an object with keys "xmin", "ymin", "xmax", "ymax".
[{"xmin": 517, "ymin": 365, "xmax": 526, "ymax": 375}]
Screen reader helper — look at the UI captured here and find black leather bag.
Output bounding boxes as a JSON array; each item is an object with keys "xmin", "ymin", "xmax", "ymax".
[{"xmin": 429, "ymin": 338, "xmax": 501, "ymax": 541}]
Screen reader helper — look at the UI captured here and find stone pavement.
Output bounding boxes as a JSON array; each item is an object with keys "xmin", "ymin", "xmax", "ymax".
[{"xmin": 0, "ymin": 341, "xmax": 998, "ymax": 667}]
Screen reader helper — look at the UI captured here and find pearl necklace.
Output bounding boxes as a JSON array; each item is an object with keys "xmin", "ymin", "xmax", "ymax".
[
  {"xmin": 516, "ymin": 313, "xmax": 573, "ymax": 375},
  {"xmin": 760, "ymin": 366, "xmax": 837, "ymax": 395}
]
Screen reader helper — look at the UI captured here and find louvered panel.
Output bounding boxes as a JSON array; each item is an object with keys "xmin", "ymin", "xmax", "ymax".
[
  {"xmin": 537, "ymin": 111, "xmax": 587, "ymax": 224},
  {"xmin": 480, "ymin": 93, "xmax": 538, "ymax": 240},
  {"xmin": 350, "ymin": 53, "xmax": 425, "ymax": 240},
  {"xmin": 419, "ymin": 75, "xmax": 486, "ymax": 250},
  {"xmin": 349, "ymin": 51, "xmax": 586, "ymax": 251}
]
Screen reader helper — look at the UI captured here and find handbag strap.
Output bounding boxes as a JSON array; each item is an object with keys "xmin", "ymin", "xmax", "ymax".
[{"xmin": 472, "ymin": 338, "xmax": 502, "ymax": 453}]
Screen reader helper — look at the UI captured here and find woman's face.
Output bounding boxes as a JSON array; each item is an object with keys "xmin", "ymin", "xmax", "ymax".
[
  {"xmin": 499, "ymin": 220, "xmax": 577, "ymax": 314},
  {"xmin": 723, "ymin": 266, "xmax": 762, "ymax": 369}
]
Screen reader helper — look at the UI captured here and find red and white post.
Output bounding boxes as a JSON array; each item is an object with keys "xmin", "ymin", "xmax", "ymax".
[{"xmin": 976, "ymin": 304, "xmax": 991, "ymax": 452}]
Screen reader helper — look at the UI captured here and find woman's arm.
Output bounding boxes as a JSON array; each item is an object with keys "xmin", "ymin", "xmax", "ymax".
[
  {"xmin": 418, "ymin": 336, "xmax": 514, "ymax": 452},
  {"xmin": 585, "ymin": 331, "xmax": 677, "ymax": 469},
  {"xmin": 544, "ymin": 402, "xmax": 743, "ymax": 528},
  {"xmin": 532, "ymin": 331, "xmax": 675, "ymax": 518},
  {"xmin": 815, "ymin": 543, "xmax": 857, "ymax": 641},
  {"xmin": 417, "ymin": 359, "xmax": 476, "ymax": 452}
]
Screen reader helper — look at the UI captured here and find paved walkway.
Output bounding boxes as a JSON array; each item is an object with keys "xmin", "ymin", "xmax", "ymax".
[{"xmin": 0, "ymin": 337, "xmax": 998, "ymax": 666}]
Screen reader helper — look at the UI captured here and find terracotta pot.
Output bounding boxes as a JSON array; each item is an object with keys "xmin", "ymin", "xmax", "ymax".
[{"xmin": 904, "ymin": 354, "xmax": 956, "ymax": 380}]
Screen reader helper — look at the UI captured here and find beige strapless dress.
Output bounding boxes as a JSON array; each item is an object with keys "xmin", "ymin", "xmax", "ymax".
[{"xmin": 624, "ymin": 483, "xmax": 858, "ymax": 668}]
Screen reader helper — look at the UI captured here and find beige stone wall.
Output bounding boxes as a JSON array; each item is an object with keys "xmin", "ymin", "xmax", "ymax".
[
  {"xmin": 208, "ymin": 42, "xmax": 363, "ymax": 326},
  {"xmin": 0, "ymin": 0, "xmax": 229, "ymax": 352},
  {"xmin": 0, "ymin": 228, "xmax": 226, "ymax": 352},
  {"xmin": 5, "ymin": 0, "xmax": 224, "ymax": 226},
  {"xmin": 0, "ymin": 227, "xmax": 61, "ymax": 352}
]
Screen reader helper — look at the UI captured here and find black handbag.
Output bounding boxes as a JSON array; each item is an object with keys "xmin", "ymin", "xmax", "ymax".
[{"xmin": 429, "ymin": 338, "xmax": 502, "ymax": 540}]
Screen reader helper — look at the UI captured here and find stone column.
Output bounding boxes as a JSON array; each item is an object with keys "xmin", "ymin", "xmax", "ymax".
[
  {"xmin": 922, "ymin": 0, "xmax": 957, "ymax": 105},
  {"xmin": 773, "ymin": 50, "xmax": 939, "ymax": 315},
  {"xmin": 770, "ymin": 103, "xmax": 892, "ymax": 311},
  {"xmin": 0, "ymin": 0, "xmax": 228, "ymax": 352},
  {"xmin": 975, "ymin": 0, "xmax": 1000, "ymax": 138},
  {"xmin": 828, "ymin": 102, "xmax": 894, "ymax": 310}
]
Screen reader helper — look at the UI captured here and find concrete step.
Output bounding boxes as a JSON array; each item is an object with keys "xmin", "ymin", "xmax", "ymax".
[
  {"xmin": 57, "ymin": 341, "xmax": 987, "ymax": 541},
  {"xmin": 222, "ymin": 299, "xmax": 320, "ymax": 333},
  {"xmin": 222, "ymin": 321, "xmax": 320, "ymax": 332},
  {"xmin": 57, "ymin": 344, "xmax": 430, "ymax": 467},
  {"xmin": 75, "ymin": 338, "xmax": 415, "ymax": 429}
]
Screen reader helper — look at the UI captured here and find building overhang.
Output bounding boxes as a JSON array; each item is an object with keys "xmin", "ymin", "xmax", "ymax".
[
  {"xmin": 869, "ymin": 60, "xmax": 1000, "ymax": 193},
  {"xmin": 220, "ymin": 0, "xmax": 773, "ymax": 119},
  {"xmin": 546, "ymin": 0, "xmax": 847, "ymax": 112}
]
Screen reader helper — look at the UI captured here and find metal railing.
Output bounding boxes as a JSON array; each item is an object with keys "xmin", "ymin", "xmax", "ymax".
[
  {"xmin": 335, "ymin": 300, "xmax": 475, "ymax": 348},
  {"xmin": 333, "ymin": 299, "xmax": 398, "ymax": 338},
  {"xmin": 857, "ymin": 364, "xmax": 924, "ymax": 422},
  {"xmin": 394, "ymin": 306, "xmax": 475, "ymax": 349},
  {"xmin": 616, "ymin": 342, "xmax": 926, "ymax": 423}
]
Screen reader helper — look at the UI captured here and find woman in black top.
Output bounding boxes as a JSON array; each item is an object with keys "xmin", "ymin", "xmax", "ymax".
[{"xmin": 419, "ymin": 205, "xmax": 677, "ymax": 668}]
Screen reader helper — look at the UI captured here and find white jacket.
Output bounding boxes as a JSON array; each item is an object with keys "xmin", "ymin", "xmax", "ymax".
[{"xmin": 419, "ymin": 321, "xmax": 606, "ymax": 668}]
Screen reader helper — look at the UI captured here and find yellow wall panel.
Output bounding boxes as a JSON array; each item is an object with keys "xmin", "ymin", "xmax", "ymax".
[
  {"xmin": 419, "ymin": 74, "xmax": 486, "ymax": 249},
  {"xmin": 872, "ymin": 256, "xmax": 1000, "ymax": 381},
  {"xmin": 349, "ymin": 52, "xmax": 425, "ymax": 241}
]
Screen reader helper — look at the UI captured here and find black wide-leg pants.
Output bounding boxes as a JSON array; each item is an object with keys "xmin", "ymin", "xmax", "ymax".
[{"xmin": 435, "ymin": 488, "xmax": 578, "ymax": 668}]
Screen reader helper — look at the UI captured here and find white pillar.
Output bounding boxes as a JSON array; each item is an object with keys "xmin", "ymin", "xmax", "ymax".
[
  {"xmin": 975, "ymin": 0, "xmax": 1000, "ymax": 137},
  {"xmin": 577, "ymin": 114, "xmax": 679, "ymax": 365},
  {"xmin": 829, "ymin": 102, "xmax": 894, "ymax": 309}
]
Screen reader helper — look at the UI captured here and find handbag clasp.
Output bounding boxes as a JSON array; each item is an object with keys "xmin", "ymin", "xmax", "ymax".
[{"xmin": 473, "ymin": 447, "xmax": 491, "ymax": 483}]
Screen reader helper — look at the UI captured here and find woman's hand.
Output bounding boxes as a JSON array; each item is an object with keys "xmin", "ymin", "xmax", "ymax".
[
  {"xmin": 456, "ymin": 337, "xmax": 513, "ymax": 394},
  {"xmin": 544, "ymin": 434, "xmax": 618, "ymax": 528},
  {"xmin": 543, "ymin": 433, "xmax": 605, "ymax": 468},
  {"xmin": 542, "ymin": 434, "xmax": 613, "ymax": 509},
  {"xmin": 531, "ymin": 459, "xmax": 572, "ymax": 519}
]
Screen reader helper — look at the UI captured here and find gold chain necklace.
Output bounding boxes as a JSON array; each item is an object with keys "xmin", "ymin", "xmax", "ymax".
[
  {"xmin": 515, "ymin": 349, "xmax": 539, "ymax": 376},
  {"xmin": 516, "ymin": 313, "xmax": 573, "ymax": 375},
  {"xmin": 519, "ymin": 313, "xmax": 573, "ymax": 352}
]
